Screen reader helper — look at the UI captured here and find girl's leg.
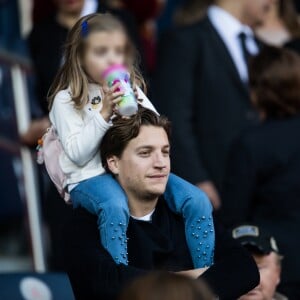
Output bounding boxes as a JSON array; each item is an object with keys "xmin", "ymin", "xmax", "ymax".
[
  {"xmin": 70, "ymin": 174, "xmax": 129, "ymax": 265},
  {"xmin": 164, "ymin": 173, "xmax": 215, "ymax": 268}
]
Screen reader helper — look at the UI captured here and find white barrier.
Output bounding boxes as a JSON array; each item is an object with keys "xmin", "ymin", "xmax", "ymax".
[{"xmin": 10, "ymin": 63, "xmax": 46, "ymax": 272}]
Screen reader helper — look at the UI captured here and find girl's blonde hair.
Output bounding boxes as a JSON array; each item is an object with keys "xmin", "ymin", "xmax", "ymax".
[{"xmin": 48, "ymin": 13, "xmax": 145, "ymax": 110}]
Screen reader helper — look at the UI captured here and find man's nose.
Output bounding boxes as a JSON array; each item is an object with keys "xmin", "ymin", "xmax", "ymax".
[{"xmin": 153, "ymin": 153, "xmax": 167, "ymax": 168}]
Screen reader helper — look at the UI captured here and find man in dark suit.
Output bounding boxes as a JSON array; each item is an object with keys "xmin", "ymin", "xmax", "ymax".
[
  {"xmin": 61, "ymin": 108, "xmax": 259, "ymax": 300},
  {"xmin": 220, "ymin": 46, "xmax": 300, "ymax": 299},
  {"xmin": 154, "ymin": 0, "xmax": 272, "ymax": 208}
]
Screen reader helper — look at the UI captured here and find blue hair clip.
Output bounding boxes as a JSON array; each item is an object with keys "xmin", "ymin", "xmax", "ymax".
[{"xmin": 81, "ymin": 20, "xmax": 88, "ymax": 37}]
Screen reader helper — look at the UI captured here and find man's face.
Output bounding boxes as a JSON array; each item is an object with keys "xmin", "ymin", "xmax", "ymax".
[
  {"xmin": 108, "ymin": 125, "xmax": 170, "ymax": 202},
  {"xmin": 239, "ymin": 252, "xmax": 281, "ymax": 300},
  {"xmin": 243, "ymin": 0, "xmax": 272, "ymax": 28}
]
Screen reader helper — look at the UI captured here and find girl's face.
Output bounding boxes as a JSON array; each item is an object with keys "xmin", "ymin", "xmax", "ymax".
[{"xmin": 82, "ymin": 30, "xmax": 127, "ymax": 84}]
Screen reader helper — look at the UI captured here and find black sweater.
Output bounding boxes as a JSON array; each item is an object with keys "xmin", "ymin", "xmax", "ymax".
[{"xmin": 61, "ymin": 198, "xmax": 259, "ymax": 300}]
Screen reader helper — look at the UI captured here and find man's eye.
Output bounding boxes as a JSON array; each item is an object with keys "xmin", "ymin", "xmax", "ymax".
[
  {"xmin": 139, "ymin": 151, "xmax": 150, "ymax": 157},
  {"xmin": 162, "ymin": 150, "xmax": 170, "ymax": 156}
]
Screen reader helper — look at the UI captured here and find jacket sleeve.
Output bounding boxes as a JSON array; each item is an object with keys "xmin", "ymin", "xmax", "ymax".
[
  {"xmin": 219, "ymin": 136, "xmax": 256, "ymax": 227},
  {"xmin": 49, "ymin": 91, "xmax": 111, "ymax": 167},
  {"xmin": 153, "ymin": 28, "xmax": 209, "ymax": 184},
  {"xmin": 200, "ymin": 218, "xmax": 260, "ymax": 300},
  {"xmin": 61, "ymin": 208, "xmax": 148, "ymax": 300}
]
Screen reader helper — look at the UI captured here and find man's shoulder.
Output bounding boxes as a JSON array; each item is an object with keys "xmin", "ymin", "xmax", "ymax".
[
  {"xmin": 157, "ymin": 17, "xmax": 216, "ymax": 67},
  {"xmin": 161, "ymin": 16, "xmax": 213, "ymax": 44}
]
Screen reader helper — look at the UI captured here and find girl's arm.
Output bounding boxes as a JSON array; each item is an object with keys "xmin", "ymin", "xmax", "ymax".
[{"xmin": 50, "ymin": 91, "xmax": 111, "ymax": 166}]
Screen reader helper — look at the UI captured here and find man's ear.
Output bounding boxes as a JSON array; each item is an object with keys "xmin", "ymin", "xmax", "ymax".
[
  {"xmin": 107, "ymin": 155, "xmax": 120, "ymax": 175},
  {"xmin": 276, "ymin": 267, "xmax": 281, "ymax": 285}
]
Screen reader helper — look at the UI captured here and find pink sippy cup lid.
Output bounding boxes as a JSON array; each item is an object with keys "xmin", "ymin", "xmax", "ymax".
[{"xmin": 102, "ymin": 64, "xmax": 128, "ymax": 79}]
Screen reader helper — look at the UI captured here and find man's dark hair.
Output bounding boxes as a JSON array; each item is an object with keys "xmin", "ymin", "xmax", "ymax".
[
  {"xmin": 249, "ymin": 45, "xmax": 300, "ymax": 118},
  {"xmin": 100, "ymin": 107, "xmax": 171, "ymax": 173},
  {"xmin": 118, "ymin": 271, "xmax": 215, "ymax": 300}
]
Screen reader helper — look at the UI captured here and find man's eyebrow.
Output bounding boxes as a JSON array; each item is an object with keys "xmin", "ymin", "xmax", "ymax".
[
  {"xmin": 136, "ymin": 145, "xmax": 170, "ymax": 151},
  {"xmin": 136, "ymin": 146, "xmax": 154, "ymax": 151}
]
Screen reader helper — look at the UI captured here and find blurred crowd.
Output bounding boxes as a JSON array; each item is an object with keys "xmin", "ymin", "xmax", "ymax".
[{"xmin": 1, "ymin": 0, "xmax": 300, "ymax": 299}]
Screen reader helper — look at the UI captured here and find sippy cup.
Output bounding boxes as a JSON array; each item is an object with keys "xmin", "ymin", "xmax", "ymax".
[{"xmin": 102, "ymin": 65, "xmax": 138, "ymax": 117}]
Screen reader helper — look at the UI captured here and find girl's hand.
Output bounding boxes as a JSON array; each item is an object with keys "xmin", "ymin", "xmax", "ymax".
[{"xmin": 100, "ymin": 83, "xmax": 124, "ymax": 121}]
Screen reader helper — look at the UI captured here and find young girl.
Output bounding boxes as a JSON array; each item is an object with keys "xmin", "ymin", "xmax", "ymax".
[{"xmin": 48, "ymin": 13, "xmax": 214, "ymax": 268}]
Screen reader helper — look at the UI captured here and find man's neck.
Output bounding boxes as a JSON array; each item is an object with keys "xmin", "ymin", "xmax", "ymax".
[
  {"xmin": 215, "ymin": 1, "xmax": 246, "ymax": 26},
  {"xmin": 128, "ymin": 195, "xmax": 159, "ymax": 218}
]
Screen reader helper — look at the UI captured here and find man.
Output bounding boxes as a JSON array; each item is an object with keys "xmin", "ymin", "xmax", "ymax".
[
  {"xmin": 232, "ymin": 224, "xmax": 288, "ymax": 300},
  {"xmin": 154, "ymin": 0, "xmax": 272, "ymax": 208},
  {"xmin": 61, "ymin": 108, "xmax": 259, "ymax": 300}
]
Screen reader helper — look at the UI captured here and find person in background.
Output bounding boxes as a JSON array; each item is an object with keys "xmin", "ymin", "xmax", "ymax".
[
  {"xmin": 118, "ymin": 271, "xmax": 216, "ymax": 300},
  {"xmin": 255, "ymin": 0, "xmax": 300, "ymax": 47},
  {"xmin": 29, "ymin": 0, "xmax": 85, "ymax": 115},
  {"xmin": 154, "ymin": 0, "xmax": 272, "ymax": 209},
  {"xmin": 173, "ymin": 0, "xmax": 210, "ymax": 26},
  {"xmin": 221, "ymin": 46, "xmax": 300, "ymax": 299},
  {"xmin": 22, "ymin": 0, "xmax": 85, "ymax": 270},
  {"xmin": 232, "ymin": 224, "xmax": 288, "ymax": 300},
  {"xmin": 122, "ymin": 0, "xmax": 166, "ymax": 76},
  {"xmin": 284, "ymin": 0, "xmax": 300, "ymax": 54}
]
